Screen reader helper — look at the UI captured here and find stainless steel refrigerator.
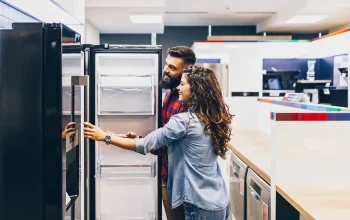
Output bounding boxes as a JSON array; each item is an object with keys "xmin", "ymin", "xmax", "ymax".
[
  {"xmin": 196, "ymin": 63, "xmax": 229, "ymax": 97},
  {"xmin": 86, "ymin": 45, "xmax": 163, "ymax": 220},
  {"xmin": 0, "ymin": 22, "xmax": 87, "ymax": 220}
]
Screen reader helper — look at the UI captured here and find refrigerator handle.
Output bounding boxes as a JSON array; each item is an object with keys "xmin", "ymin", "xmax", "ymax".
[{"xmin": 71, "ymin": 76, "xmax": 90, "ymax": 220}]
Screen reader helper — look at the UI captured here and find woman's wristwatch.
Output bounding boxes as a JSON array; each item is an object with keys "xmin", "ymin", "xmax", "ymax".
[{"xmin": 104, "ymin": 132, "xmax": 111, "ymax": 145}]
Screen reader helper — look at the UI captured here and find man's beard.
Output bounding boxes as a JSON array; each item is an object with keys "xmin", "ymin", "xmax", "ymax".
[{"xmin": 159, "ymin": 72, "xmax": 181, "ymax": 89}]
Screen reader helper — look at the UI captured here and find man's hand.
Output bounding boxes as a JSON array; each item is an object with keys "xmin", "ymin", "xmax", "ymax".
[{"xmin": 125, "ymin": 132, "xmax": 139, "ymax": 139}]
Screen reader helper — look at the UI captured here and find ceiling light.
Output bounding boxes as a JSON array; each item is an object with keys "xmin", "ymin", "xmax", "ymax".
[
  {"xmin": 130, "ymin": 15, "xmax": 163, "ymax": 24},
  {"xmin": 285, "ymin": 15, "xmax": 327, "ymax": 24}
]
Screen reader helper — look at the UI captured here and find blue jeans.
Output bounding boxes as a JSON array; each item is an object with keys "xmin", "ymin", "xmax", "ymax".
[{"xmin": 184, "ymin": 203, "xmax": 231, "ymax": 220}]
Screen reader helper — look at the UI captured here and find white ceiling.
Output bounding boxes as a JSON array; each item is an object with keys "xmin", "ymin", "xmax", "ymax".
[{"xmin": 86, "ymin": 0, "xmax": 350, "ymax": 34}]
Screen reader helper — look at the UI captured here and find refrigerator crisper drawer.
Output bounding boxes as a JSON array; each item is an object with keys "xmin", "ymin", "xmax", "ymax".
[
  {"xmin": 62, "ymin": 53, "xmax": 82, "ymax": 76},
  {"xmin": 96, "ymin": 53, "xmax": 158, "ymax": 75},
  {"xmin": 98, "ymin": 86, "xmax": 154, "ymax": 115},
  {"xmin": 96, "ymin": 165, "xmax": 157, "ymax": 220},
  {"xmin": 246, "ymin": 168, "xmax": 270, "ymax": 220}
]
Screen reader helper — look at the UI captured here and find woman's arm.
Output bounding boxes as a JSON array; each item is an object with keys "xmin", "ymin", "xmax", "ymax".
[
  {"xmin": 134, "ymin": 114, "xmax": 188, "ymax": 155},
  {"xmin": 83, "ymin": 122, "xmax": 136, "ymax": 152},
  {"xmin": 83, "ymin": 113, "xmax": 188, "ymax": 154}
]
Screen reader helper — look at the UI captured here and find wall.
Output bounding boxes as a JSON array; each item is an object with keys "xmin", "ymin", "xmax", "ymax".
[
  {"xmin": 0, "ymin": 1, "xmax": 38, "ymax": 29},
  {"xmin": 100, "ymin": 33, "xmax": 151, "ymax": 45},
  {"xmin": 329, "ymin": 24, "xmax": 350, "ymax": 33},
  {"xmin": 50, "ymin": 0, "xmax": 85, "ymax": 24},
  {"xmin": 84, "ymin": 19, "xmax": 100, "ymax": 44}
]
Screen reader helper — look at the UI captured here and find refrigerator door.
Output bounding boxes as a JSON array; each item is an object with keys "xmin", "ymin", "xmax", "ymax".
[
  {"xmin": 0, "ymin": 23, "xmax": 64, "ymax": 220},
  {"xmin": 62, "ymin": 44, "xmax": 86, "ymax": 220},
  {"xmin": 91, "ymin": 46, "xmax": 162, "ymax": 220}
]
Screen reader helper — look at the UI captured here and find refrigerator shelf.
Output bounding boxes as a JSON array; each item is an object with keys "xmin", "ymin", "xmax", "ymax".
[
  {"xmin": 62, "ymin": 111, "xmax": 81, "ymax": 116},
  {"xmin": 98, "ymin": 86, "xmax": 154, "ymax": 115},
  {"xmin": 97, "ymin": 112, "xmax": 153, "ymax": 116},
  {"xmin": 96, "ymin": 53, "xmax": 158, "ymax": 77},
  {"xmin": 99, "ymin": 75, "xmax": 153, "ymax": 87},
  {"xmin": 98, "ymin": 216, "xmax": 155, "ymax": 220},
  {"xmin": 63, "ymin": 53, "xmax": 82, "ymax": 58},
  {"xmin": 97, "ymin": 161, "xmax": 157, "ymax": 179}
]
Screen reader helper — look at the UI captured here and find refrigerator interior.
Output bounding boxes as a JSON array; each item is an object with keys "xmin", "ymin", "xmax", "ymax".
[
  {"xmin": 94, "ymin": 52, "xmax": 160, "ymax": 220},
  {"xmin": 62, "ymin": 51, "xmax": 85, "ymax": 220}
]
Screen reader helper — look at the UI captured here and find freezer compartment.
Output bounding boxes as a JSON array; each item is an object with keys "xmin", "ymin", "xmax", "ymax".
[
  {"xmin": 96, "ymin": 53, "xmax": 158, "ymax": 75},
  {"xmin": 230, "ymin": 153, "xmax": 248, "ymax": 220},
  {"xmin": 98, "ymin": 86, "xmax": 154, "ymax": 115},
  {"xmin": 62, "ymin": 53, "xmax": 82, "ymax": 76},
  {"xmin": 96, "ymin": 166, "xmax": 157, "ymax": 220},
  {"xmin": 246, "ymin": 168, "xmax": 270, "ymax": 220}
]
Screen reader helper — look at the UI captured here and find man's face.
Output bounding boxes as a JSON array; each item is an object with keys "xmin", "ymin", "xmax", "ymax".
[{"xmin": 159, "ymin": 55, "xmax": 186, "ymax": 89}]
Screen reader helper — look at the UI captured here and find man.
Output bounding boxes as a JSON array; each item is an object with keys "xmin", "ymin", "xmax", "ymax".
[{"xmin": 126, "ymin": 46, "xmax": 196, "ymax": 220}]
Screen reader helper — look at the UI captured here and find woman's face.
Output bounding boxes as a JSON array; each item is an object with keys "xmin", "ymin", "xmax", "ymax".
[{"xmin": 177, "ymin": 73, "xmax": 191, "ymax": 103}]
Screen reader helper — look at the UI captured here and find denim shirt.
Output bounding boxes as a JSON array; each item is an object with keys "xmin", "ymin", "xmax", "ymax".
[{"xmin": 135, "ymin": 112, "xmax": 229, "ymax": 211}]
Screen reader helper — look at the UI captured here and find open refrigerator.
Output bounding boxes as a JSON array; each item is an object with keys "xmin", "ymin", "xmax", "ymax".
[{"xmin": 86, "ymin": 45, "xmax": 163, "ymax": 220}]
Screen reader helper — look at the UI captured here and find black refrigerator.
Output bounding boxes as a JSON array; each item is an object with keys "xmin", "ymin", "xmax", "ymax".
[
  {"xmin": 86, "ymin": 45, "xmax": 163, "ymax": 220},
  {"xmin": 0, "ymin": 22, "xmax": 87, "ymax": 220}
]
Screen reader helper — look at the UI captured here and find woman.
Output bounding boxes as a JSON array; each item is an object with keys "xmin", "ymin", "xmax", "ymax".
[{"xmin": 84, "ymin": 66, "xmax": 233, "ymax": 220}]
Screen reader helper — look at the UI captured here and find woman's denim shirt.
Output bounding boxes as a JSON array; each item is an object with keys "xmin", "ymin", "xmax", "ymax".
[{"xmin": 135, "ymin": 112, "xmax": 229, "ymax": 211}]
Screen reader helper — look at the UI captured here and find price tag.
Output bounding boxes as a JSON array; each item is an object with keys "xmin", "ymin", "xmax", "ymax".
[
  {"xmin": 326, "ymin": 82, "xmax": 330, "ymax": 87},
  {"xmin": 262, "ymin": 70, "xmax": 267, "ymax": 74},
  {"xmin": 323, "ymin": 89, "xmax": 330, "ymax": 95},
  {"xmin": 269, "ymin": 92, "xmax": 280, "ymax": 97},
  {"xmin": 239, "ymin": 178, "xmax": 245, "ymax": 196}
]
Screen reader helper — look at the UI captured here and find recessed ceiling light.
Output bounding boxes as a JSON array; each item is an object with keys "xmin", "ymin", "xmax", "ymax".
[
  {"xmin": 285, "ymin": 15, "xmax": 327, "ymax": 24},
  {"xmin": 130, "ymin": 15, "xmax": 163, "ymax": 24}
]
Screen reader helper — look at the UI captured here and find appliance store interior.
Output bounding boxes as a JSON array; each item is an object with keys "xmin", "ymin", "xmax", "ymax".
[{"xmin": 0, "ymin": 1, "xmax": 350, "ymax": 220}]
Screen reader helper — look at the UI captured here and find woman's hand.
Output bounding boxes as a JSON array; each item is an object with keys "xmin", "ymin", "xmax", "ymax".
[
  {"xmin": 83, "ymin": 122, "xmax": 107, "ymax": 141},
  {"xmin": 62, "ymin": 122, "xmax": 76, "ymax": 140}
]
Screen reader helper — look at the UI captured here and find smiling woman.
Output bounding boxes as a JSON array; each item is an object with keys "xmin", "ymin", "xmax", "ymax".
[{"xmin": 84, "ymin": 65, "xmax": 234, "ymax": 220}]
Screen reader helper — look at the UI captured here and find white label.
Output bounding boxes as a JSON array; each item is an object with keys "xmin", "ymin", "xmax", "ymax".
[
  {"xmin": 323, "ymin": 89, "xmax": 330, "ymax": 95},
  {"xmin": 269, "ymin": 92, "xmax": 280, "ymax": 97},
  {"xmin": 262, "ymin": 70, "xmax": 267, "ymax": 74},
  {"xmin": 326, "ymin": 82, "xmax": 330, "ymax": 87}
]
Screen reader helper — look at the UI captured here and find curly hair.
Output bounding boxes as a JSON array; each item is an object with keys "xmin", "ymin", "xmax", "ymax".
[{"xmin": 183, "ymin": 66, "xmax": 233, "ymax": 159}]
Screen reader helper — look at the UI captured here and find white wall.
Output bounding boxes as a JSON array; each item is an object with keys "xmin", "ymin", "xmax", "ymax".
[
  {"xmin": 6, "ymin": 0, "xmax": 85, "ymax": 34},
  {"xmin": 51, "ymin": 0, "xmax": 85, "ymax": 24},
  {"xmin": 84, "ymin": 19, "xmax": 100, "ymax": 44},
  {"xmin": 0, "ymin": 1, "xmax": 37, "ymax": 29},
  {"xmin": 329, "ymin": 24, "xmax": 350, "ymax": 33}
]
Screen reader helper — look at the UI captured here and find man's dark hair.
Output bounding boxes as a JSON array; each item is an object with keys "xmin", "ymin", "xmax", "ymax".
[{"xmin": 167, "ymin": 46, "xmax": 196, "ymax": 65}]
